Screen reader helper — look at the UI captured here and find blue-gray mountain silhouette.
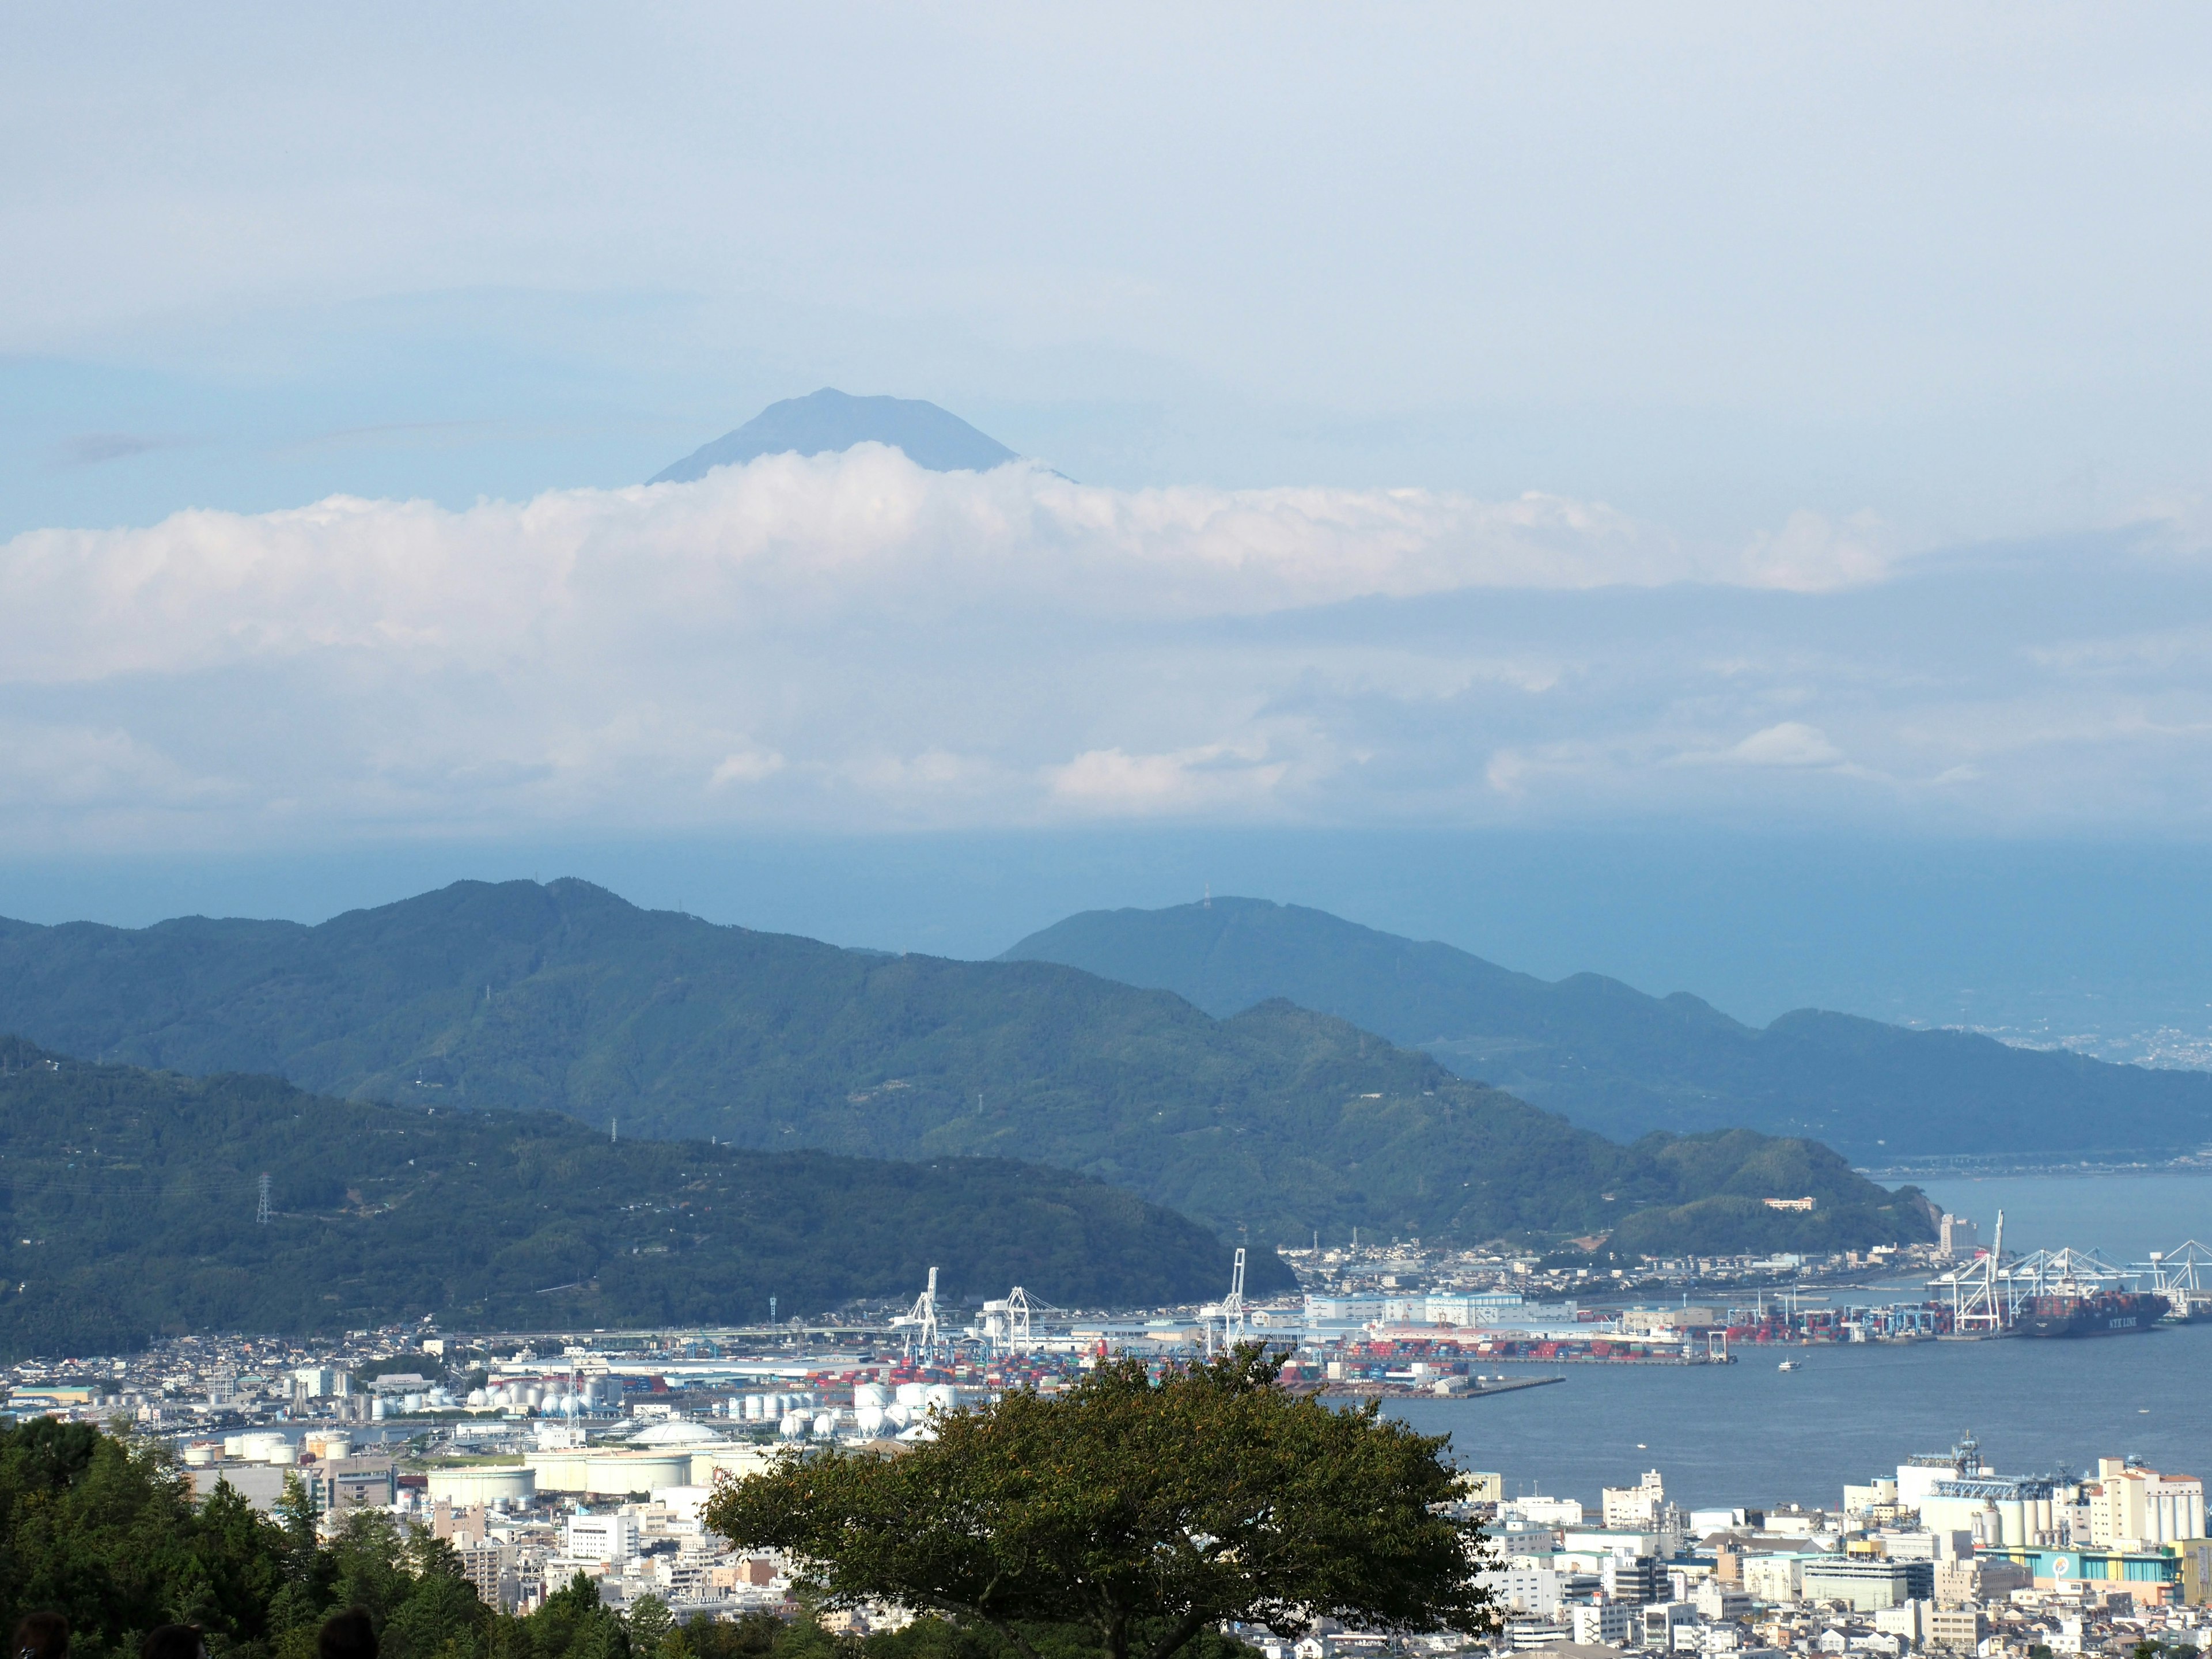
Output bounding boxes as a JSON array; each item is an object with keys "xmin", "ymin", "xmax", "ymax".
[
  {"xmin": 651, "ymin": 388, "xmax": 1018, "ymax": 483},
  {"xmin": 1001, "ymin": 896, "xmax": 2212, "ymax": 1159}
]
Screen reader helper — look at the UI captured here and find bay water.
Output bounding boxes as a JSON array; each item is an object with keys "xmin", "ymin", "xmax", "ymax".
[{"xmin": 1381, "ymin": 1172, "xmax": 2212, "ymax": 1513}]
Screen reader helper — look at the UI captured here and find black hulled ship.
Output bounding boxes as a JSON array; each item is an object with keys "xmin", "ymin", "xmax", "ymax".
[{"xmin": 2016, "ymin": 1289, "xmax": 2170, "ymax": 1338}]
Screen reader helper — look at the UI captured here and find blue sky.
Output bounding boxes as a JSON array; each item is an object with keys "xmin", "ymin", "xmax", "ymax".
[
  {"xmin": 6, "ymin": 5, "xmax": 2212, "ymax": 1033},
  {"xmin": 7, "ymin": 7, "xmax": 2210, "ymax": 539}
]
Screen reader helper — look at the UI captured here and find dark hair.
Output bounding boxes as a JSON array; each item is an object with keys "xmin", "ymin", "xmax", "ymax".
[
  {"xmin": 13, "ymin": 1612, "xmax": 69, "ymax": 1659},
  {"xmin": 317, "ymin": 1609, "xmax": 378, "ymax": 1659},
  {"xmin": 139, "ymin": 1628, "xmax": 203, "ymax": 1659}
]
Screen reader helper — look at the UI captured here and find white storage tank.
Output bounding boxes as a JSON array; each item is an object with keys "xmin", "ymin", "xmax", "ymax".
[
  {"xmin": 426, "ymin": 1465, "xmax": 536, "ymax": 1506},
  {"xmin": 894, "ymin": 1382, "xmax": 928, "ymax": 1409},
  {"xmin": 811, "ymin": 1411, "xmax": 838, "ymax": 1438},
  {"xmin": 524, "ymin": 1450, "xmax": 593, "ymax": 1493},
  {"xmin": 778, "ymin": 1412, "xmax": 807, "ymax": 1438},
  {"xmin": 853, "ymin": 1382, "xmax": 890, "ymax": 1408},
  {"xmin": 854, "ymin": 1405, "xmax": 887, "ymax": 1437},
  {"xmin": 584, "ymin": 1454, "xmax": 694, "ymax": 1495}
]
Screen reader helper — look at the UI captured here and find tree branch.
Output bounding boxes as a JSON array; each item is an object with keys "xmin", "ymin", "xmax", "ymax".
[
  {"xmin": 982, "ymin": 1616, "xmax": 1049, "ymax": 1659},
  {"xmin": 1140, "ymin": 1607, "xmax": 1215, "ymax": 1659}
]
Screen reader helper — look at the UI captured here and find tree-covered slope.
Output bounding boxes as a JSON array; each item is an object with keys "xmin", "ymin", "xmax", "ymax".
[
  {"xmin": 1001, "ymin": 897, "xmax": 2212, "ymax": 1157},
  {"xmin": 0, "ymin": 1037, "xmax": 1291, "ymax": 1358},
  {"xmin": 0, "ymin": 881, "xmax": 1931, "ymax": 1254}
]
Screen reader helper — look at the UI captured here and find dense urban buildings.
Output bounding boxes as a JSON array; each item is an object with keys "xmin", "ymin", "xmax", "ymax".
[{"xmin": 5, "ymin": 1240, "xmax": 2208, "ymax": 1656}]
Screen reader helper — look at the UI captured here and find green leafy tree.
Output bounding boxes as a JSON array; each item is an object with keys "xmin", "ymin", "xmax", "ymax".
[
  {"xmin": 509, "ymin": 1572, "xmax": 630, "ymax": 1659},
  {"xmin": 706, "ymin": 1347, "xmax": 1495, "ymax": 1659},
  {"xmin": 626, "ymin": 1598, "xmax": 674, "ymax": 1653},
  {"xmin": 0, "ymin": 1419, "xmax": 301, "ymax": 1658}
]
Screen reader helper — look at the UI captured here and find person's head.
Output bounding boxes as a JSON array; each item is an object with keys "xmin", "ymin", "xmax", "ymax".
[
  {"xmin": 13, "ymin": 1612, "xmax": 69, "ymax": 1659},
  {"xmin": 317, "ymin": 1609, "xmax": 377, "ymax": 1659},
  {"xmin": 138, "ymin": 1627, "xmax": 204, "ymax": 1659}
]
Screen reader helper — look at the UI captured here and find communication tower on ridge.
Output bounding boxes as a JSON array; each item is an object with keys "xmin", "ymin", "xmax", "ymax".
[{"xmin": 256, "ymin": 1173, "xmax": 271, "ymax": 1226}]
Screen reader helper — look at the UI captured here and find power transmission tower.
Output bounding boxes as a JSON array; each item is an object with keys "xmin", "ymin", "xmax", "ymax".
[{"xmin": 256, "ymin": 1173, "xmax": 272, "ymax": 1226}]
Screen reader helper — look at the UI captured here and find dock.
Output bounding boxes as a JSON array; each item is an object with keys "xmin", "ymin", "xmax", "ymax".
[{"xmin": 1305, "ymin": 1374, "xmax": 1567, "ymax": 1401}]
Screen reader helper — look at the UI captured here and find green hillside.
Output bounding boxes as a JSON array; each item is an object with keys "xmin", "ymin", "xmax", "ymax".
[
  {"xmin": 1002, "ymin": 897, "xmax": 2212, "ymax": 1157},
  {"xmin": 0, "ymin": 880, "xmax": 1933, "ymax": 1254},
  {"xmin": 0, "ymin": 1037, "xmax": 1288, "ymax": 1358}
]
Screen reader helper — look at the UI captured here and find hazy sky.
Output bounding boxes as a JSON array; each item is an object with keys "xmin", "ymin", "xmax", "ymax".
[{"xmin": 6, "ymin": 5, "xmax": 2212, "ymax": 863}]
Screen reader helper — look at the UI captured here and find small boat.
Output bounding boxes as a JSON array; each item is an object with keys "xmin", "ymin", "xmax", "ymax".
[{"xmin": 1777, "ymin": 1359, "xmax": 1801, "ymax": 1372}]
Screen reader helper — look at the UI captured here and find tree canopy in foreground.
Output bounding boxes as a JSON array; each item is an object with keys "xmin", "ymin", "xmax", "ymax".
[{"xmin": 706, "ymin": 1347, "xmax": 1496, "ymax": 1659}]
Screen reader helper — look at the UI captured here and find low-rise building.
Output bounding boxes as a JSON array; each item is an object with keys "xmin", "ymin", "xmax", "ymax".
[
  {"xmin": 1569, "ymin": 1603, "xmax": 1635, "ymax": 1647},
  {"xmin": 1927, "ymin": 1608, "xmax": 1987, "ymax": 1651},
  {"xmin": 1744, "ymin": 1556, "xmax": 1805, "ymax": 1603},
  {"xmin": 1801, "ymin": 1558, "xmax": 1937, "ymax": 1612}
]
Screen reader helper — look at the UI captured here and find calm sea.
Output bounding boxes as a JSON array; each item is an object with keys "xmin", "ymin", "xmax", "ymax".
[{"xmin": 1383, "ymin": 1172, "xmax": 2212, "ymax": 1513}]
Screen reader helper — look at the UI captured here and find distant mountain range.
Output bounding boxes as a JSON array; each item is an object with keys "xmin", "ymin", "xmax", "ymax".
[
  {"xmin": 0, "ymin": 1035, "xmax": 1272, "ymax": 1358},
  {"xmin": 650, "ymin": 388, "xmax": 1017, "ymax": 483},
  {"xmin": 1001, "ymin": 897, "xmax": 2212, "ymax": 1159},
  {"xmin": 0, "ymin": 881, "xmax": 1929, "ymax": 1257}
]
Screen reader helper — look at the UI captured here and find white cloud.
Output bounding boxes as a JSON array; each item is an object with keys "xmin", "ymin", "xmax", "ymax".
[
  {"xmin": 708, "ymin": 747, "xmax": 786, "ymax": 789},
  {"xmin": 2, "ymin": 448, "xmax": 2210, "ymax": 846},
  {"xmin": 0, "ymin": 446, "xmax": 1887, "ymax": 691},
  {"xmin": 1044, "ymin": 744, "xmax": 1291, "ymax": 817},
  {"xmin": 1722, "ymin": 722, "xmax": 1846, "ymax": 768},
  {"xmin": 1739, "ymin": 511, "xmax": 1899, "ymax": 592}
]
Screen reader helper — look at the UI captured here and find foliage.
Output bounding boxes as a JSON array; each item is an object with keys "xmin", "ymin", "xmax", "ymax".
[
  {"xmin": 1, "ymin": 1422, "xmax": 1260, "ymax": 1659},
  {"xmin": 0, "ymin": 1039, "xmax": 1269, "ymax": 1359},
  {"xmin": 0, "ymin": 880, "xmax": 1928, "ymax": 1262},
  {"xmin": 1004, "ymin": 894, "xmax": 2212, "ymax": 1159},
  {"xmin": 0, "ymin": 1418, "xmax": 499, "ymax": 1659},
  {"xmin": 706, "ymin": 1346, "xmax": 1494, "ymax": 1659}
]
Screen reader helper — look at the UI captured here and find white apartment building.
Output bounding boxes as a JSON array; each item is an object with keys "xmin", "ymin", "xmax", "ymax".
[
  {"xmin": 1742, "ymin": 1556, "xmax": 1804, "ymax": 1603},
  {"xmin": 1605, "ymin": 1470, "xmax": 1668, "ymax": 1529},
  {"xmin": 1476, "ymin": 1567, "xmax": 1564, "ymax": 1618},
  {"xmin": 1570, "ymin": 1604, "xmax": 1635, "ymax": 1647},
  {"xmin": 565, "ymin": 1512, "xmax": 641, "ymax": 1565}
]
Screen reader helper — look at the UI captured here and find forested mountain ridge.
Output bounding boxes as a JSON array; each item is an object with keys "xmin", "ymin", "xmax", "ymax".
[
  {"xmin": 0, "ymin": 1036, "xmax": 1289, "ymax": 1358},
  {"xmin": 1002, "ymin": 897, "xmax": 2212, "ymax": 1157},
  {"xmin": 0, "ymin": 880, "xmax": 1933, "ymax": 1253}
]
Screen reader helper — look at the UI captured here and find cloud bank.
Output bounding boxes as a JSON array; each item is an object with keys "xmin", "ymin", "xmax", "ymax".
[{"xmin": 0, "ymin": 449, "xmax": 2205, "ymax": 848}]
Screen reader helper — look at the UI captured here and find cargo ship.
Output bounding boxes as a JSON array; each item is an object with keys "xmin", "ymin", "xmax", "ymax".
[{"xmin": 2016, "ymin": 1289, "xmax": 2170, "ymax": 1338}]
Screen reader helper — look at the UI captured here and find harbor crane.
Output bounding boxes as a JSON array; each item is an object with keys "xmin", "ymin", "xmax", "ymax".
[
  {"xmin": 2137, "ymin": 1240, "xmax": 2212, "ymax": 1321},
  {"xmin": 977, "ymin": 1286, "xmax": 1035, "ymax": 1357},
  {"xmin": 1204, "ymin": 1248, "xmax": 1249, "ymax": 1356},
  {"xmin": 892, "ymin": 1266, "xmax": 941, "ymax": 1363},
  {"xmin": 1931, "ymin": 1208, "xmax": 2009, "ymax": 1333}
]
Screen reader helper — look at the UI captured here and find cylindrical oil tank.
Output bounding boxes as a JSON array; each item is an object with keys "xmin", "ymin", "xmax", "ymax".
[{"xmin": 427, "ymin": 1465, "xmax": 536, "ymax": 1505}]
